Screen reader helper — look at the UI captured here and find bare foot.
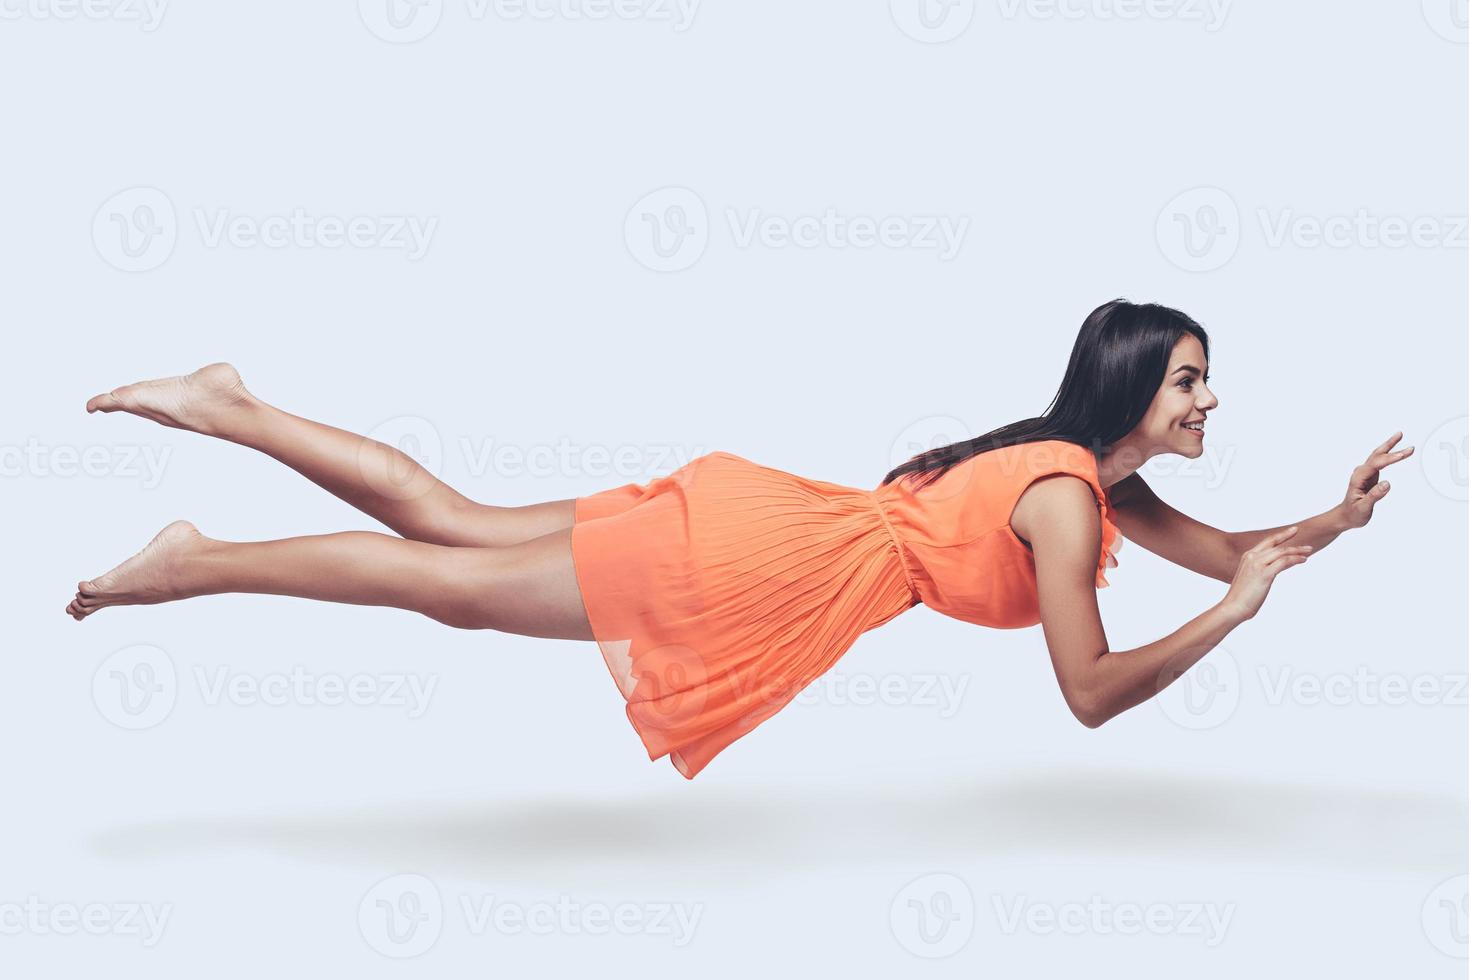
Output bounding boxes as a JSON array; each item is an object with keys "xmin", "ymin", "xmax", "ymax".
[
  {"xmin": 67, "ymin": 521, "xmax": 210, "ymax": 621},
  {"xmin": 85, "ymin": 362, "xmax": 254, "ymax": 437}
]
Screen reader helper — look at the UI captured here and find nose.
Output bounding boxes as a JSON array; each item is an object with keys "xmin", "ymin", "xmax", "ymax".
[{"xmin": 1198, "ymin": 384, "xmax": 1219, "ymax": 411}]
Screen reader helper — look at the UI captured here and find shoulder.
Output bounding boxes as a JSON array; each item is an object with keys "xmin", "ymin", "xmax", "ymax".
[
  {"xmin": 1010, "ymin": 471, "xmax": 1103, "ymax": 545},
  {"xmin": 1011, "ymin": 474, "xmax": 1106, "ymax": 585}
]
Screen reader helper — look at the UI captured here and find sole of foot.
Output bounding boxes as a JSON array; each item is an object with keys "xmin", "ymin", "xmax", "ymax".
[
  {"xmin": 85, "ymin": 362, "xmax": 253, "ymax": 437},
  {"xmin": 67, "ymin": 520, "xmax": 207, "ymax": 621}
]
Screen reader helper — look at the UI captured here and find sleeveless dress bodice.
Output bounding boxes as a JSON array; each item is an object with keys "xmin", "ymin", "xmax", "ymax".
[{"xmin": 869, "ymin": 438, "xmax": 1124, "ymax": 630}]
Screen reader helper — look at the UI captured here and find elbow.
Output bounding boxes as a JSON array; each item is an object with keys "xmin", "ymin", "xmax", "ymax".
[{"xmin": 1068, "ymin": 690, "xmax": 1112, "ymax": 729}]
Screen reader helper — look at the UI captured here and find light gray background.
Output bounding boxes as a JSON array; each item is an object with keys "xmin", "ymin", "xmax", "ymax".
[{"xmin": 4, "ymin": 0, "xmax": 1468, "ymax": 973}]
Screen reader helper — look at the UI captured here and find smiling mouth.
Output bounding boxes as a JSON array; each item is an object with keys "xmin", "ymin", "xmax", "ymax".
[{"xmin": 1181, "ymin": 421, "xmax": 1205, "ymax": 436}]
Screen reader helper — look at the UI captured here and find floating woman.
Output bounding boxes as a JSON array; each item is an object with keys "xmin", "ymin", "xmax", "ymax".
[{"xmin": 66, "ymin": 299, "xmax": 1411, "ymax": 779}]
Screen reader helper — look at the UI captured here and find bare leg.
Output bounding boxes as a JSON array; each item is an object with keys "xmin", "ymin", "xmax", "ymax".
[
  {"xmin": 65, "ymin": 520, "xmax": 595, "ymax": 639},
  {"xmin": 85, "ymin": 363, "xmax": 574, "ymax": 547}
]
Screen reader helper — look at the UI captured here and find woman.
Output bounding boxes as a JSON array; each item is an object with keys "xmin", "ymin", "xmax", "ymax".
[{"xmin": 66, "ymin": 300, "xmax": 1410, "ymax": 779}]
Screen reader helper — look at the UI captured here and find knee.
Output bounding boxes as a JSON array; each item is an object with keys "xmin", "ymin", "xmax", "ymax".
[{"xmin": 421, "ymin": 547, "xmax": 510, "ymax": 630}]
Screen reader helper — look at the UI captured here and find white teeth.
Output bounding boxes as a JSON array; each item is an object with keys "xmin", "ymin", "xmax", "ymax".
[{"xmin": 1182, "ymin": 422, "xmax": 1204, "ymax": 430}]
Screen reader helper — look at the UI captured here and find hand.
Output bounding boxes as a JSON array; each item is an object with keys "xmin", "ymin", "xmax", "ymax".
[
  {"xmin": 1339, "ymin": 431, "xmax": 1413, "ymax": 530},
  {"xmin": 1221, "ymin": 526, "xmax": 1313, "ymax": 622}
]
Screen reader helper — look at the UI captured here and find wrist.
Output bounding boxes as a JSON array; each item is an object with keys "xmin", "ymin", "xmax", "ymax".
[
  {"xmin": 1326, "ymin": 502, "xmax": 1355, "ymax": 533},
  {"xmin": 1214, "ymin": 600, "xmax": 1251, "ymax": 628}
]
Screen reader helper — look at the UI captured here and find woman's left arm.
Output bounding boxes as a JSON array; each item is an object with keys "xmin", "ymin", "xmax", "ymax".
[
  {"xmin": 1232, "ymin": 431, "xmax": 1413, "ymax": 549},
  {"xmin": 1111, "ymin": 431, "xmax": 1414, "ymax": 583}
]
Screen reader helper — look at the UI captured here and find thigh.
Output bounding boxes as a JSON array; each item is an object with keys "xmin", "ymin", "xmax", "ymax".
[
  {"xmin": 443, "ymin": 498, "xmax": 577, "ymax": 548},
  {"xmin": 482, "ymin": 525, "xmax": 596, "ymax": 641},
  {"xmin": 500, "ymin": 498, "xmax": 578, "ymax": 542}
]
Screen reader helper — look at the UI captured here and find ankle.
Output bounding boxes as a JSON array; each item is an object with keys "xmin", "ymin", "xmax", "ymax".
[{"xmin": 214, "ymin": 395, "xmax": 268, "ymax": 442}]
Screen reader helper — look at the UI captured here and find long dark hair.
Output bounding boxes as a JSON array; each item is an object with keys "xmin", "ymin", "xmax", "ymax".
[{"xmin": 881, "ymin": 299, "xmax": 1211, "ymax": 492}]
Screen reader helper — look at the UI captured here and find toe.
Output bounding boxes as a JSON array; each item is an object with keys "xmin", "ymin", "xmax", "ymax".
[{"xmin": 86, "ymin": 390, "xmax": 123, "ymax": 413}]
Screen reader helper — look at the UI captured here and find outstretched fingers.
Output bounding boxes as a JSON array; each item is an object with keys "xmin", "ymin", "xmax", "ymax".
[{"xmin": 1367, "ymin": 431, "xmax": 1414, "ymax": 470}]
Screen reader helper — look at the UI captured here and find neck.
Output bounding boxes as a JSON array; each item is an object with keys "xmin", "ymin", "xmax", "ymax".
[{"xmin": 1091, "ymin": 439, "xmax": 1153, "ymax": 491}]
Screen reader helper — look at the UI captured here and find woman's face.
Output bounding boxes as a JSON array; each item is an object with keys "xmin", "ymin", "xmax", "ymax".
[{"xmin": 1136, "ymin": 334, "xmax": 1218, "ymax": 458}]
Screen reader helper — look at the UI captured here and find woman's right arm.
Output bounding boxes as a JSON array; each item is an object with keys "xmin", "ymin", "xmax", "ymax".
[{"xmin": 1021, "ymin": 475, "xmax": 1311, "ymax": 728}]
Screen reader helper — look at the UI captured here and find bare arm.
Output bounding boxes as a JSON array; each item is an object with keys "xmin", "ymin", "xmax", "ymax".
[
  {"xmin": 1226, "ymin": 507, "xmax": 1350, "ymax": 560},
  {"xmin": 1110, "ymin": 473, "xmax": 1348, "ymax": 583},
  {"xmin": 1108, "ymin": 474, "xmax": 1241, "ymax": 582},
  {"xmin": 1018, "ymin": 476, "xmax": 1307, "ymax": 727},
  {"xmin": 1109, "ymin": 429, "xmax": 1413, "ymax": 583}
]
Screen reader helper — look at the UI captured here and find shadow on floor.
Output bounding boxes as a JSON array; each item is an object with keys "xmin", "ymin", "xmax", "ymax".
[{"xmin": 91, "ymin": 768, "xmax": 1469, "ymax": 881}]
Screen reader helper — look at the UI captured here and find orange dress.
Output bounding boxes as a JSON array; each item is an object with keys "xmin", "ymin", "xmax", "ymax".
[{"xmin": 570, "ymin": 439, "xmax": 1123, "ymax": 779}]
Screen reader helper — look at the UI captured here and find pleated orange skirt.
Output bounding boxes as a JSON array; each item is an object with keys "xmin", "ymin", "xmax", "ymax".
[{"xmin": 570, "ymin": 451, "xmax": 918, "ymax": 779}]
